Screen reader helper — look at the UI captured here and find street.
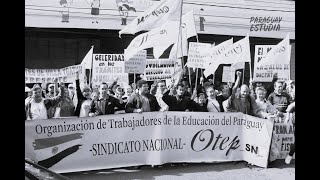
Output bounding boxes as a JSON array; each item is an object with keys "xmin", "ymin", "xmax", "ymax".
[{"xmin": 63, "ymin": 160, "xmax": 295, "ymax": 180}]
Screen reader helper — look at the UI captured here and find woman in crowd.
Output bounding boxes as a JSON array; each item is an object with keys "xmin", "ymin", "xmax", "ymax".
[
  {"xmin": 255, "ymin": 87, "xmax": 278, "ymax": 118},
  {"xmin": 205, "ymin": 85, "xmax": 223, "ymax": 112}
]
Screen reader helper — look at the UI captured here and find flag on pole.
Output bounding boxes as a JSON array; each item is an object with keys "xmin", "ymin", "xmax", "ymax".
[
  {"xmin": 168, "ymin": 9, "xmax": 198, "ymax": 59},
  {"xmin": 124, "ymin": 21, "xmax": 180, "ymax": 61},
  {"xmin": 80, "ymin": 46, "xmax": 93, "ymax": 70},
  {"xmin": 204, "ymin": 35, "xmax": 250, "ymax": 77},
  {"xmin": 205, "ymin": 38, "xmax": 233, "ymax": 67},
  {"xmin": 119, "ymin": 0, "xmax": 182, "ymax": 37},
  {"xmin": 258, "ymin": 33, "xmax": 290, "ymax": 66},
  {"xmin": 255, "ymin": 33, "xmax": 290, "ymax": 81}
]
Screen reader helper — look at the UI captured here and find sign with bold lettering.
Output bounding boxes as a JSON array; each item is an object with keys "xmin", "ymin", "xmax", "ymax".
[
  {"xmin": 272, "ymin": 116, "xmax": 295, "ymax": 159},
  {"xmin": 187, "ymin": 42, "xmax": 212, "ymax": 69},
  {"xmin": 144, "ymin": 59, "xmax": 175, "ymax": 81},
  {"xmin": 253, "ymin": 44, "xmax": 291, "ymax": 82},
  {"xmin": 124, "ymin": 50, "xmax": 147, "ymax": 74},
  {"xmin": 25, "ymin": 65, "xmax": 85, "ymax": 84},
  {"xmin": 25, "ymin": 112, "xmax": 273, "ymax": 173},
  {"xmin": 91, "ymin": 54, "xmax": 128, "ymax": 87}
]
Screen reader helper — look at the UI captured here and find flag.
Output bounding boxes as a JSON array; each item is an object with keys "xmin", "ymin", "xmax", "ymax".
[
  {"xmin": 33, "ymin": 133, "xmax": 83, "ymax": 168},
  {"xmin": 168, "ymin": 9, "xmax": 198, "ymax": 59},
  {"xmin": 255, "ymin": 33, "xmax": 290, "ymax": 81},
  {"xmin": 119, "ymin": 0, "xmax": 182, "ymax": 37},
  {"xmin": 204, "ymin": 35, "xmax": 250, "ymax": 77},
  {"xmin": 124, "ymin": 21, "xmax": 180, "ymax": 61},
  {"xmin": 205, "ymin": 38, "xmax": 233, "ymax": 67},
  {"xmin": 80, "ymin": 46, "xmax": 93, "ymax": 70},
  {"xmin": 182, "ymin": 9, "xmax": 197, "ymax": 40},
  {"xmin": 258, "ymin": 33, "xmax": 290, "ymax": 66}
]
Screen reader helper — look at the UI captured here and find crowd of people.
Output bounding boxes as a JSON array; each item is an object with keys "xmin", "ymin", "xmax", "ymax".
[{"xmin": 25, "ymin": 69, "xmax": 295, "ymax": 166}]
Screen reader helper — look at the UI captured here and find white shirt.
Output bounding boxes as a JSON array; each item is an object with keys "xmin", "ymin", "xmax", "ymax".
[
  {"xmin": 207, "ymin": 98, "xmax": 220, "ymax": 112},
  {"xmin": 155, "ymin": 93, "xmax": 169, "ymax": 112},
  {"xmin": 27, "ymin": 99, "xmax": 48, "ymax": 120},
  {"xmin": 79, "ymin": 99, "xmax": 92, "ymax": 117}
]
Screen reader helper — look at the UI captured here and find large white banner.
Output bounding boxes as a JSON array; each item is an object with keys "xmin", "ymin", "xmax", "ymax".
[
  {"xmin": 124, "ymin": 21, "xmax": 180, "ymax": 60},
  {"xmin": 25, "ymin": 112, "xmax": 274, "ymax": 173},
  {"xmin": 91, "ymin": 54, "xmax": 128, "ymax": 87},
  {"xmin": 25, "ymin": 65, "xmax": 85, "ymax": 84},
  {"xmin": 119, "ymin": 0, "xmax": 182, "ymax": 36},
  {"xmin": 204, "ymin": 38, "xmax": 233, "ymax": 68},
  {"xmin": 204, "ymin": 35, "xmax": 250, "ymax": 77},
  {"xmin": 144, "ymin": 59, "xmax": 175, "ymax": 81},
  {"xmin": 253, "ymin": 45, "xmax": 291, "ymax": 82}
]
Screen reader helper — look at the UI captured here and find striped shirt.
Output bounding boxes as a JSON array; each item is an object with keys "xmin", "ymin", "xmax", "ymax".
[{"xmin": 267, "ymin": 92, "xmax": 292, "ymax": 113}]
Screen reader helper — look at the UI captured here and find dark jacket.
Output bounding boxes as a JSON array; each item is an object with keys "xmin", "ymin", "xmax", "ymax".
[
  {"xmin": 162, "ymin": 90, "xmax": 198, "ymax": 111},
  {"xmin": 125, "ymin": 93, "xmax": 160, "ymax": 113},
  {"xmin": 89, "ymin": 95, "xmax": 125, "ymax": 115},
  {"xmin": 74, "ymin": 79, "xmax": 88, "ymax": 117}
]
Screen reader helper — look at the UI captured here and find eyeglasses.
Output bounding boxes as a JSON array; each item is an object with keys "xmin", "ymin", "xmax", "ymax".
[{"xmin": 68, "ymin": 87, "xmax": 74, "ymax": 89}]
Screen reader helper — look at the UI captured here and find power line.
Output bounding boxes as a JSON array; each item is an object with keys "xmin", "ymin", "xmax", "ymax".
[{"xmin": 185, "ymin": 0, "xmax": 294, "ymax": 10}]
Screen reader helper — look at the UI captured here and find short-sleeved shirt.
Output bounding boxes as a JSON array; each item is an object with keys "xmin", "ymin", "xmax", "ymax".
[{"xmin": 27, "ymin": 99, "xmax": 48, "ymax": 120}]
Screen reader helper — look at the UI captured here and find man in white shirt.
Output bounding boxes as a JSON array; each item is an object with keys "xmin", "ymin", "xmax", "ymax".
[{"xmin": 25, "ymin": 79, "xmax": 65, "ymax": 120}]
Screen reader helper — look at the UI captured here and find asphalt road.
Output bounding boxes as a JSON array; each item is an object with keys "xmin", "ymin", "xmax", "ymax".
[{"xmin": 62, "ymin": 160, "xmax": 295, "ymax": 180}]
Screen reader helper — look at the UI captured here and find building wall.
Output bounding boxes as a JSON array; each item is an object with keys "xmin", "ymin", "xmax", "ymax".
[{"xmin": 25, "ymin": 28, "xmax": 295, "ymax": 83}]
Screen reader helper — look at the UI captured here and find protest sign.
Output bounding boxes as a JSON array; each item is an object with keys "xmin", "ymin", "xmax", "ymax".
[
  {"xmin": 25, "ymin": 65, "xmax": 85, "ymax": 84},
  {"xmin": 91, "ymin": 54, "xmax": 128, "ymax": 87},
  {"xmin": 253, "ymin": 45, "xmax": 291, "ymax": 82},
  {"xmin": 124, "ymin": 50, "xmax": 147, "ymax": 74},
  {"xmin": 26, "ymin": 112, "xmax": 273, "ymax": 173},
  {"xmin": 222, "ymin": 66, "xmax": 233, "ymax": 83},
  {"xmin": 144, "ymin": 59, "xmax": 175, "ymax": 81},
  {"xmin": 272, "ymin": 115, "xmax": 295, "ymax": 159},
  {"xmin": 187, "ymin": 42, "xmax": 212, "ymax": 69}
]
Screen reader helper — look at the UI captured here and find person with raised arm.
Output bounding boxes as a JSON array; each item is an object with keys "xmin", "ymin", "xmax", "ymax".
[{"xmin": 25, "ymin": 78, "xmax": 65, "ymax": 120}]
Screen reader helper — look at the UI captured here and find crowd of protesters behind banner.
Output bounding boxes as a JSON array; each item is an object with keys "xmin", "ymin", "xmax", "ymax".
[{"xmin": 25, "ymin": 68, "xmax": 295, "ymax": 166}]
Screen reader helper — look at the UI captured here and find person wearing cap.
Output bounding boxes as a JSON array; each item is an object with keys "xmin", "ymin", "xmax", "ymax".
[
  {"xmin": 74, "ymin": 72, "xmax": 92, "ymax": 117},
  {"xmin": 46, "ymin": 83, "xmax": 59, "ymax": 98},
  {"xmin": 25, "ymin": 78, "xmax": 65, "ymax": 120}
]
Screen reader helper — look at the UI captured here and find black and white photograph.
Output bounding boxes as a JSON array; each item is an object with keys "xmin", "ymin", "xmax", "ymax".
[{"xmin": 25, "ymin": 0, "xmax": 295, "ymax": 179}]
